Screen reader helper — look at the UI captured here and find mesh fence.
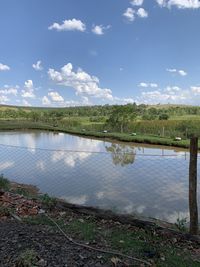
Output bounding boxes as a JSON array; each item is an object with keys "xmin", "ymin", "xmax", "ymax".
[{"xmin": 0, "ymin": 143, "xmax": 199, "ymax": 223}]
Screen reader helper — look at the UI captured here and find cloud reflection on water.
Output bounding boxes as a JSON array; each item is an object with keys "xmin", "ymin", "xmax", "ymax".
[
  {"xmin": 0, "ymin": 161, "xmax": 15, "ymax": 170},
  {"xmin": 51, "ymin": 138, "xmax": 103, "ymax": 167},
  {"xmin": 0, "ymin": 131, "xmax": 199, "ymax": 223},
  {"xmin": 61, "ymin": 194, "xmax": 88, "ymax": 205}
]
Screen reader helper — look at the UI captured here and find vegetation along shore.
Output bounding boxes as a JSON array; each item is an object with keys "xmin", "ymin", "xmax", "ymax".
[{"xmin": 0, "ymin": 104, "xmax": 200, "ymax": 149}]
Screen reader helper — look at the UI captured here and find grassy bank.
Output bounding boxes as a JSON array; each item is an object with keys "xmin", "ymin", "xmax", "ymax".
[
  {"xmin": 1, "ymin": 120, "xmax": 199, "ymax": 149},
  {"xmin": 1, "ymin": 176, "xmax": 200, "ymax": 266},
  {"xmin": 23, "ymin": 214, "xmax": 200, "ymax": 267}
]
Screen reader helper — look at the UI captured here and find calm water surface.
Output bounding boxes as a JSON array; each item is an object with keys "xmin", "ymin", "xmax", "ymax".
[{"xmin": 0, "ymin": 130, "xmax": 199, "ymax": 223}]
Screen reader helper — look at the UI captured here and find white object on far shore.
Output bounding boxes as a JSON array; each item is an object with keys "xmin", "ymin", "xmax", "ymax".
[{"xmin": 131, "ymin": 133, "xmax": 137, "ymax": 136}]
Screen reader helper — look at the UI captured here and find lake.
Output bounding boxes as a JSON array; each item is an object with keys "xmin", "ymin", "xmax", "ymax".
[{"xmin": 0, "ymin": 130, "xmax": 199, "ymax": 223}]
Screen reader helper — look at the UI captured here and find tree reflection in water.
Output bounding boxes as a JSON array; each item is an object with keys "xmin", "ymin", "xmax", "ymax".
[{"xmin": 105, "ymin": 143, "xmax": 136, "ymax": 166}]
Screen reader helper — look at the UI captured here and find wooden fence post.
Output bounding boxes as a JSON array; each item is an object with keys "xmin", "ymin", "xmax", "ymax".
[{"xmin": 189, "ymin": 137, "xmax": 199, "ymax": 235}]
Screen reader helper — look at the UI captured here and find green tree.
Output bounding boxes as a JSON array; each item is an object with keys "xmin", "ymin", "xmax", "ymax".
[
  {"xmin": 106, "ymin": 105, "xmax": 137, "ymax": 133},
  {"xmin": 159, "ymin": 113, "xmax": 169, "ymax": 120}
]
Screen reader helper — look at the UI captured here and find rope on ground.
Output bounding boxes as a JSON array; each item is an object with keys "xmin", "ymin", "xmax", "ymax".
[{"xmin": 45, "ymin": 213, "xmax": 152, "ymax": 266}]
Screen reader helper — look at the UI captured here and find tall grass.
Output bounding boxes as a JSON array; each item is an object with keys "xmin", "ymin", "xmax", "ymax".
[{"xmin": 0, "ymin": 174, "xmax": 10, "ymax": 191}]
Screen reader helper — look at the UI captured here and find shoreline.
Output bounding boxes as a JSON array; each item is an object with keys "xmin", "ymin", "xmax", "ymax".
[
  {"xmin": 1, "ymin": 178, "xmax": 199, "ymax": 242},
  {"xmin": 0, "ymin": 120, "xmax": 198, "ymax": 150},
  {"xmin": 1, "ymin": 176, "xmax": 200, "ymax": 265}
]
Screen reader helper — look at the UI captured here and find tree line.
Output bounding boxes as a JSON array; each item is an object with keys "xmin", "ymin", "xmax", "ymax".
[{"xmin": 0, "ymin": 104, "xmax": 200, "ymax": 137}]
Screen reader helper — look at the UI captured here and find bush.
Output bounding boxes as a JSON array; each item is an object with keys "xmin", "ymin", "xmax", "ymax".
[
  {"xmin": 40, "ymin": 193, "xmax": 57, "ymax": 210},
  {"xmin": 142, "ymin": 114, "xmax": 157, "ymax": 120},
  {"xmin": 159, "ymin": 114, "xmax": 169, "ymax": 120},
  {"xmin": 0, "ymin": 174, "xmax": 10, "ymax": 191},
  {"xmin": 17, "ymin": 249, "xmax": 39, "ymax": 267}
]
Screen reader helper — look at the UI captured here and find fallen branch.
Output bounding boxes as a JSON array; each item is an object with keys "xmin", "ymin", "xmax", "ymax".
[{"xmin": 45, "ymin": 213, "xmax": 152, "ymax": 266}]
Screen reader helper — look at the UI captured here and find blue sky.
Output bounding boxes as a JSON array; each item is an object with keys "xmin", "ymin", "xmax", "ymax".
[{"xmin": 0, "ymin": 0, "xmax": 200, "ymax": 107}]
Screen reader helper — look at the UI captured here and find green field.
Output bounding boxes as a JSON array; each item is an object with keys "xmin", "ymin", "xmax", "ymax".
[{"xmin": 0, "ymin": 104, "xmax": 200, "ymax": 149}]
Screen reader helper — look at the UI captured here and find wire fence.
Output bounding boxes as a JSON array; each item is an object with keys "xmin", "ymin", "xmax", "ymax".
[{"xmin": 0, "ymin": 143, "xmax": 199, "ymax": 223}]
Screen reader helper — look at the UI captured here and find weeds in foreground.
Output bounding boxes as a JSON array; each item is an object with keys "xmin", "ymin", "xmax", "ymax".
[
  {"xmin": 13, "ymin": 187, "xmax": 32, "ymax": 198},
  {"xmin": 16, "ymin": 249, "xmax": 39, "ymax": 267},
  {"xmin": 23, "ymin": 214, "xmax": 56, "ymax": 227},
  {"xmin": 175, "ymin": 217, "xmax": 188, "ymax": 232},
  {"xmin": 0, "ymin": 174, "xmax": 10, "ymax": 191},
  {"xmin": 22, "ymin": 213, "xmax": 200, "ymax": 267},
  {"xmin": 0, "ymin": 207, "xmax": 11, "ymax": 217},
  {"xmin": 66, "ymin": 219, "xmax": 97, "ymax": 241},
  {"xmin": 39, "ymin": 194, "xmax": 57, "ymax": 210}
]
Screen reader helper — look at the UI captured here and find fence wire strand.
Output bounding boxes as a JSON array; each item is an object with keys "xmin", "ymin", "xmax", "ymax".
[
  {"xmin": 0, "ymin": 143, "xmax": 195, "ymax": 157},
  {"xmin": 0, "ymin": 143, "xmax": 199, "ymax": 223}
]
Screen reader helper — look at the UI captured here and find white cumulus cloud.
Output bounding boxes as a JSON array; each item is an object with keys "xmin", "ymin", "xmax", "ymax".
[
  {"xmin": 166, "ymin": 68, "xmax": 177, "ymax": 73},
  {"xmin": 48, "ymin": 63, "xmax": 113, "ymax": 100},
  {"xmin": 48, "ymin": 91, "xmax": 64, "ymax": 102},
  {"xmin": 137, "ymin": 8, "xmax": 148, "ymax": 17},
  {"xmin": 32, "ymin": 60, "xmax": 43, "ymax": 71},
  {"xmin": 48, "ymin": 19, "xmax": 86, "ymax": 32},
  {"xmin": 164, "ymin": 86, "xmax": 181, "ymax": 92},
  {"xmin": 156, "ymin": 0, "xmax": 200, "ymax": 9},
  {"xmin": 21, "ymin": 80, "xmax": 35, "ymax": 98},
  {"xmin": 42, "ymin": 96, "xmax": 51, "ymax": 105},
  {"xmin": 131, "ymin": 0, "xmax": 144, "ymax": 6},
  {"xmin": 191, "ymin": 86, "xmax": 200, "ymax": 94},
  {"xmin": 136, "ymin": 84, "xmax": 200, "ymax": 105},
  {"xmin": 25, "ymin": 80, "xmax": 33, "ymax": 89},
  {"xmin": 138, "ymin": 82, "xmax": 158, "ymax": 88},
  {"xmin": 22, "ymin": 99, "xmax": 31, "ymax": 106},
  {"xmin": 0, "ymin": 86, "xmax": 18, "ymax": 96},
  {"xmin": 92, "ymin": 25, "xmax": 111, "ymax": 35},
  {"xmin": 123, "ymin": 8, "xmax": 135, "ymax": 21},
  {"xmin": 0, "ymin": 63, "xmax": 10, "ymax": 71},
  {"xmin": 166, "ymin": 68, "xmax": 187, "ymax": 76},
  {"xmin": 0, "ymin": 95, "xmax": 9, "ymax": 103},
  {"xmin": 140, "ymin": 89, "xmax": 188, "ymax": 104},
  {"xmin": 178, "ymin": 70, "xmax": 187, "ymax": 76},
  {"xmin": 135, "ymin": 83, "xmax": 200, "ymax": 105},
  {"xmin": 123, "ymin": 7, "xmax": 148, "ymax": 22}
]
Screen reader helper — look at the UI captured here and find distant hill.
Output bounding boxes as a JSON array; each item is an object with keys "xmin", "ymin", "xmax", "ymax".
[{"xmin": 0, "ymin": 103, "xmax": 196, "ymax": 111}]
